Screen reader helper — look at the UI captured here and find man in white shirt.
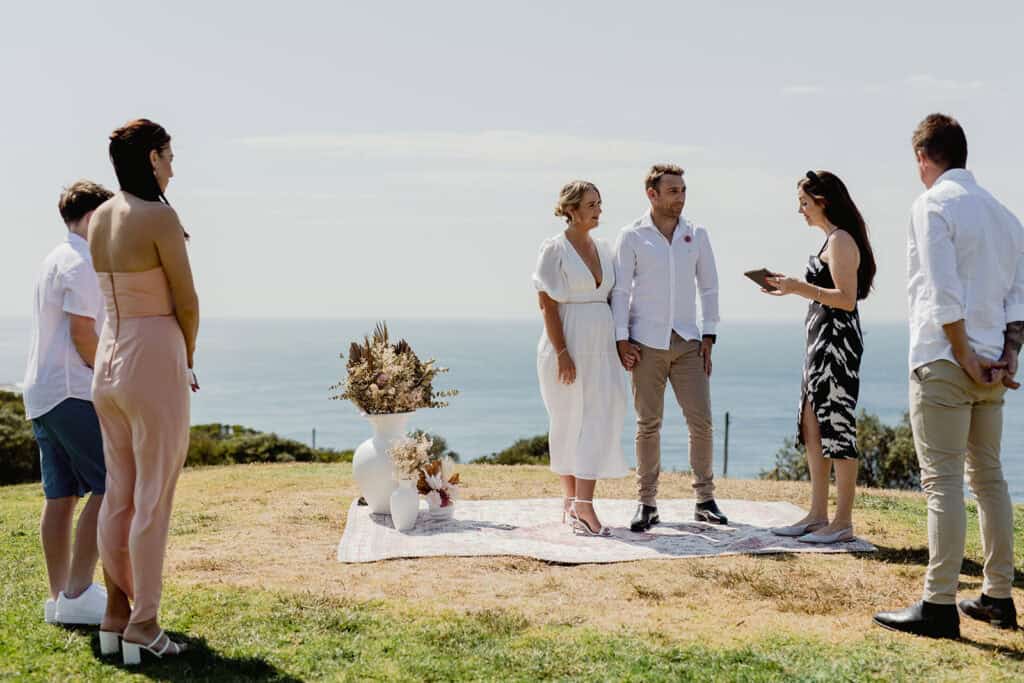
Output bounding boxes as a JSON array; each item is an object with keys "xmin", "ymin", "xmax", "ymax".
[
  {"xmin": 875, "ymin": 114, "xmax": 1023, "ymax": 638},
  {"xmin": 611, "ymin": 164, "xmax": 726, "ymax": 531},
  {"xmin": 23, "ymin": 180, "xmax": 113, "ymax": 625}
]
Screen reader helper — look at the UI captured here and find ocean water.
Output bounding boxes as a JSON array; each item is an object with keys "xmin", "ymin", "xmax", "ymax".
[{"xmin": 1, "ymin": 317, "xmax": 1021, "ymax": 500}]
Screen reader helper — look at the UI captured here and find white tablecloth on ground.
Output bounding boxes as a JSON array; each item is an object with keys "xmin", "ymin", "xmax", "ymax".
[{"xmin": 337, "ymin": 498, "xmax": 876, "ymax": 564}]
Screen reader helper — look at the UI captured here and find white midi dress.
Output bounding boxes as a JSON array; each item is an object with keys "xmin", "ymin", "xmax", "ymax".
[{"xmin": 533, "ymin": 234, "xmax": 629, "ymax": 480}]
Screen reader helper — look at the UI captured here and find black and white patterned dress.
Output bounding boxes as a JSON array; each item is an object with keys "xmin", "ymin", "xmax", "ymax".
[{"xmin": 797, "ymin": 238, "xmax": 864, "ymax": 459}]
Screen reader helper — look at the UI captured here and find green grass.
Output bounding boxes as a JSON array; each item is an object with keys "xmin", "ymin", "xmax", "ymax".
[{"xmin": 3, "ymin": 469, "xmax": 1024, "ymax": 681}]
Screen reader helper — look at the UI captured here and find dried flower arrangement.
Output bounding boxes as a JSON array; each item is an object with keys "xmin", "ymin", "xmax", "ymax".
[
  {"xmin": 387, "ymin": 433, "xmax": 460, "ymax": 510},
  {"xmin": 418, "ymin": 457, "xmax": 460, "ymax": 510},
  {"xmin": 330, "ymin": 322, "xmax": 457, "ymax": 414},
  {"xmin": 390, "ymin": 433, "xmax": 434, "ymax": 480}
]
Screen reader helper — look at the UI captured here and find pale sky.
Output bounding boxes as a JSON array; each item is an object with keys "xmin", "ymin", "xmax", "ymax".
[{"xmin": 2, "ymin": 1, "xmax": 1022, "ymax": 322}]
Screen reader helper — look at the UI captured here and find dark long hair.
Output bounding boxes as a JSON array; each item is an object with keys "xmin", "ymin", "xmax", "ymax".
[
  {"xmin": 799, "ymin": 171, "xmax": 876, "ymax": 300},
  {"xmin": 109, "ymin": 118, "xmax": 170, "ymax": 202},
  {"xmin": 108, "ymin": 118, "xmax": 188, "ymax": 238}
]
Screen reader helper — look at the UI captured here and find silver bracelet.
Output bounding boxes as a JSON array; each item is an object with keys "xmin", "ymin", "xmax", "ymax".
[{"xmin": 557, "ymin": 348, "xmax": 568, "ymax": 357}]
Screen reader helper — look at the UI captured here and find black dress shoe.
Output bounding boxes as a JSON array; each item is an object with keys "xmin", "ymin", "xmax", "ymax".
[
  {"xmin": 694, "ymin": 499, "xmax": 728, "ymax": 525},
  {"xmin": 873, "ymin": 601, "xmax": 960, "ymax": 639},
  {"xmin": 630, "ymin": 504, "xmax": 660, "ymax": 532},
  {"xmin": 959, "ymin": 593, "xmax": 1018, "ymax": 630}
]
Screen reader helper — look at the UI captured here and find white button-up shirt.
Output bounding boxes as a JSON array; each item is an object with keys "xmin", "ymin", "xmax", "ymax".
[
  {"xmin": 907, "ymin": 168, "xmax": 1024, "ymax": 372},
  {"xmin": 611, "ymin": 211, "xmax": 720, "ymax": 349},
  {"xmin": 22, "ymin": 233, "xmax": 104, "ymax": 420}
]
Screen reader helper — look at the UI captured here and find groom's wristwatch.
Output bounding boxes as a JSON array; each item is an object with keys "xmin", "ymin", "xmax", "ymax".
[{"xmin": 702, "ymin": 334, "xmax": 717, "ymax": 344}]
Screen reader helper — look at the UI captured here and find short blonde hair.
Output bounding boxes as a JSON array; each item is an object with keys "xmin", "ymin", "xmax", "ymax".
[{"xmin": 554, "ymin": 180, "xmax": 600, "ymax": 225}]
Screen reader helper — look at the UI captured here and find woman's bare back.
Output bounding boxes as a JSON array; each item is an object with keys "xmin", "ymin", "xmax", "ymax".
[
  {"xmin": 89, "ymin": 192, "xmax": 175, "ymax": 273},
  {"xmin": 88, "ymin": 191, "xmax": 200, "ymax": 367}
]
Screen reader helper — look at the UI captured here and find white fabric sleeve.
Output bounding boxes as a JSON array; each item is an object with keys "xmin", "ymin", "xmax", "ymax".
[
  {"xmin": 912, "ymin": 198, "xmax": 965, "ymax": 326},
  {"xmin": 532, "ymin": 238, "xmax": 569, "ymax": 302},
  {"xmin": 610, "ymin": 231, "xmax": 634, "ymax": 341},
  {"xmin": 1005, "ymin": 230, "xmax": 1024, "ymax": 324},
  {"xmin": 61, "ymin": 260, "xmax": 102, "ymax": 319},
  {"xmin": 696, "ymin": 228, "xmax": 720, "ymax": 336}
]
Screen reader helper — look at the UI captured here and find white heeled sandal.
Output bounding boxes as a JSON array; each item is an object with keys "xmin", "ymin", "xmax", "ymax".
[
  {"xmin": 122, "ymin": 630, "xmax": 186, "ymax": 665},
  {"xmin": 98, "ymin": 630, "xmax": 121, "ymax": 656},
  {"xmin": 562, "ymin": 497, "xmax": 574, "ymax": 524},
  {"xmin": 569, "ymin": 499, "xmax": 612, "ymax": 537}
]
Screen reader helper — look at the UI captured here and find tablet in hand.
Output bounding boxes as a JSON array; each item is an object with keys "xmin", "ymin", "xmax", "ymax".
[{"xmin": 744, "ymin": 268, "xmax": 779, "ymax": 292}]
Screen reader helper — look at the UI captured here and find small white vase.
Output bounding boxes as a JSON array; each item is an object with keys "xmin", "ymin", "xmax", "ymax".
[
  {"xmin": 430, "ymin": 503, "xmax": 455, "ymax": 521},
  {"xmin": 352, "ymin": 412, "xmax": 412, "ymax": 514},
  {"xmin": 390, "ymin": 480, "xmax": 420, "ymax": 531}
]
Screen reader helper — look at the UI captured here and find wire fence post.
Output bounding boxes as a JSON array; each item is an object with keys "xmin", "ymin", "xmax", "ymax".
[
  {"xmin": 312, "ymin": 427, "xmax": 317, "ymax": 450},
  {"xmin": 723, "ymin": 412, "xmax": 730, "ymax": 477}
]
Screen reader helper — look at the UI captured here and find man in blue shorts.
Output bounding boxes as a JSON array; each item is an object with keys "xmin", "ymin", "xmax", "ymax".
[{"xmin": 23, "ymin": 180, "xmax": 113, "ymax": 625}]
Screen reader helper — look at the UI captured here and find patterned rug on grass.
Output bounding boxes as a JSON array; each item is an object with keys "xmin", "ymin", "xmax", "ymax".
[{"xmin": 337, "ymin": 498, "xmax": 876, "ymax": 563}]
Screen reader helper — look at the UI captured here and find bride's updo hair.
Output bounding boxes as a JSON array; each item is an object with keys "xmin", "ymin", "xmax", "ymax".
[{"xmin": 554, "ymin": 180, "xmax": 600, "ymax": 225}]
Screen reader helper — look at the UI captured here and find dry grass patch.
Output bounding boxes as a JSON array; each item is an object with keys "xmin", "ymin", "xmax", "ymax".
[{"xmin": 161, "ymin": 462, "xmax": 1024, "ymax": 656}]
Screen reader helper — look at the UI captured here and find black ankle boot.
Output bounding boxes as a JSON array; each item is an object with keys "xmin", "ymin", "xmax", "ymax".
[
  {"xmin": 630, "ymin": 504, "xmax": 659, "ymax": 532},
  {"xmin": 959, "ymin": 593, "xmax": 1018, "ymax": 630},
  {"xmin": 873, "ymin": 601, "xmax": 960, "ymax": 639},
  {"xmin": 695, "ymin": 499, "xmax": 728, "ymax": 525}
]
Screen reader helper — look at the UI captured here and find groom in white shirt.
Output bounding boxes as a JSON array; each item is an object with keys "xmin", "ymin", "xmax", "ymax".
[
  {"xmin": 612, "ymin": 164, "xmax": 727, "ymax": 531},
  {"xmin": 874, "ymin": 114, "xmax": 1023, "ymax": 638}
]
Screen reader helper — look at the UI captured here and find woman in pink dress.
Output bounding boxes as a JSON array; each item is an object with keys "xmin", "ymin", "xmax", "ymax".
[{"xmin": 89, "ymin": 119, "xmax": 199, "ymax": 665}]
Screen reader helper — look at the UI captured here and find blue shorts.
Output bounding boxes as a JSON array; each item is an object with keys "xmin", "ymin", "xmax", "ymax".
[{"xmin": 32, "ymin": 398, "xmax": 106, "ymax": 499}]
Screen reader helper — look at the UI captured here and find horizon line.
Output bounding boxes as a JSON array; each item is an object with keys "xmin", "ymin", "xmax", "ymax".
[{"xmin": 0, "ymin": 315, "xmax": 912, "ymax": 324}]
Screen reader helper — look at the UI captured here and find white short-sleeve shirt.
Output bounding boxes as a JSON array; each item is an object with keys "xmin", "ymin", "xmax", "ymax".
[{"xmin": 22, "ymin": 233, "xmax": 104, "ymax": 419}]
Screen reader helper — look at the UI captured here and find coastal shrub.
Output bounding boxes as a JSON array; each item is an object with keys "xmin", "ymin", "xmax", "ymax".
[
  {"xmin": 0, "ymin": 392, "xmax": 39, "ymax": 485},
  {"xmin": 186, "ymin": 424, "xmax": 356, "ymax": 466},
  {"xmin": 186, "ymin": 424, "xmax": 320, "ymax": 466},
  {"xmin": 215, "ymin": 433, "xmax": 317, "ymax": 464},
  {"xmin": 312, "ymin": 447, "xmax": 354, "ymax": 463},
  {"xmin": 760, "ymin": 411, "xmax": 920, "ymax": 490},
  {"xmin": 474, "ymin": 434, "xmax": 550, "ymax": 465},
  {"xmin": 0, "ymin": 404, "xmax": 358, "ymax": 484}
]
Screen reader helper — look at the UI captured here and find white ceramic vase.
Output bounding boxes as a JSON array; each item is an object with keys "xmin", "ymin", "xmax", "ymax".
[
  {"xmin": 430, "ymin": 503, "xmax": 455, "ymax": 521},
  {"xmin": 390, "ymin": 479, "xmax": 420, "ymax": 531},
  {"xmin": 352, "ymin": 412, "xmax": 412, "ymax": 514}
]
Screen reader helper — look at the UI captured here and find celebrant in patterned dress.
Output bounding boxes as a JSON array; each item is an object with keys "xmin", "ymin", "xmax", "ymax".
[{"xmin": 763, "ymin": 170, "xmax": 877, "ymax": 545}]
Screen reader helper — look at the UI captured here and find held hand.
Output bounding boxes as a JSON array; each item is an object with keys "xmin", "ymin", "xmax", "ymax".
[
  {"xmin": 958, "ymin": 351, "xmax": 1007, "ymax": 387},
  {"xmin": 699, "ymin": 338, "xmax": 713, "ymax": 377},
  {"xmin": 616, "ymin": 340, "xmax": 641, "ymax": 371},
  {"xmin": 188, "ymin": 368, "xmax": 200, "ymax": 393},
  {"xmin": 999, "ymin": 349, "xmax": 1020, "ymax": 390},
  {"xmin": 557, "ymin": 352, "xmax": 577, "ymax": 385},
  {"xmin": 763, "ymin": 274, "xmax": 801, "ymax": 296}
]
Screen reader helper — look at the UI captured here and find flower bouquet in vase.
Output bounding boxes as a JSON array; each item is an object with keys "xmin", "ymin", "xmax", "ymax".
[
  {"xmin": 391, "ymin": 433, "xmax": 461, "ymax": 524},
  {"xmin": 418, "ymin": 456, "xmax": 460, "ymax": 520},
  {"xmin": 388, "ymin": 434, "xmax": 434, "ymax": 531},
  {"xmin": 331, "ymin": 322, "xmax": 457, "ymax": 514}
]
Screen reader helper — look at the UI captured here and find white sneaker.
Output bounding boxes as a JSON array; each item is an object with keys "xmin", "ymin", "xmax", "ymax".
[
  {"xmin": 54, "ymin": 583, "xmax": 107, "ymax": 625},
  {"xmin": 44, "ymin": 598, "xmax": 57, "ymax": 624}
]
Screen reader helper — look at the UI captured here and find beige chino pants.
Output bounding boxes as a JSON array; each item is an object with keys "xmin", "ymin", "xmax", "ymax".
[
  {"xmin": 911, "ymin": 359, "xmax": 1014, "ymax": 605},
  {"xmin": 632, "ymin": 332, "xmax": 715, "ymax": 505}
]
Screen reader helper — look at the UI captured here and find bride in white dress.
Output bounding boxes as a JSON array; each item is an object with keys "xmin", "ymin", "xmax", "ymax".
[{"xmin": 533, "ymin": 180, "xmax": 628, "ymax": 536}]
